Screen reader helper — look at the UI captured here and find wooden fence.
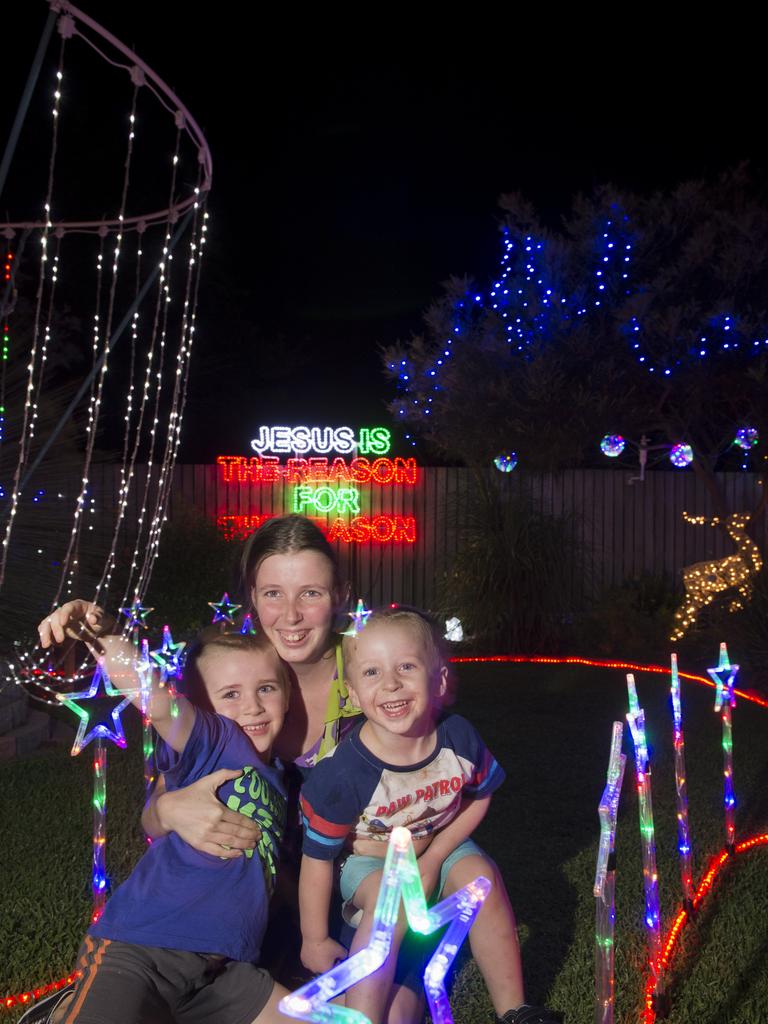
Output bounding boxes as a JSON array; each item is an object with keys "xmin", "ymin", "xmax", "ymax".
[{"xmin": 100, "ymin": 464, "xmax": 764, "ymax": 611}]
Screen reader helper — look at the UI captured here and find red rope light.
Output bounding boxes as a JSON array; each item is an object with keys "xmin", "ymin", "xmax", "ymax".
[
  {"xmin": 641, "ymin": 835, "xmax": 768, "ymax": 1023},
  {"xmin": 2, "ymin": 972, "xmax": 81, "ymax": 1012},
  {"xmin": 448, "ymin": 654, "xmax": 768, "ymax": 709}
]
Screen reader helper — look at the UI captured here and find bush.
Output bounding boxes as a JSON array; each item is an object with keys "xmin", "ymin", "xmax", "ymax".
[
  {"xmin": 578, "ymin": 572, "xmax": 679, "ymax": 661},
  {"xmin": 436, "ymin": 472, "xmax": 581, "ymax": 653}
]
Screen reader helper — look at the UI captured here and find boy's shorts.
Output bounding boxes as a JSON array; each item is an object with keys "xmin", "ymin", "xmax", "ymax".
[
  {"xmin": 339, "ymin": 837, "xmax": 484, "ymax": 927},
  {"xmin": 58, "ymin": 936, "xmax": 274, "ymax": 1024}
]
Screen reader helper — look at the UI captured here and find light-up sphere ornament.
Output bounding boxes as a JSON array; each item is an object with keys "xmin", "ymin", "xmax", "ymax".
[
  {"xmin": 600, "ymin": 435, "xmax": 626, "ymax": 458},
  {"xmin": 669, "ymin": 443, "xmax": 693, "ymax": 468},
  {"xmin": 493, "ymin": 451, "xmax": 517, "ymax": 473},
  {"xmin": 734, "ymin": 427, "xmax": 758, "ymax": 450},
  {"xmin": 279, "ymin": 826, "xmax": 490, "ymax": 1024}
]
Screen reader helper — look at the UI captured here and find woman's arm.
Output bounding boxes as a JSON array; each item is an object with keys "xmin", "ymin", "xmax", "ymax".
[{"xmin": 142, "ymin": 771, "xmax": 262, "ymax": 856}]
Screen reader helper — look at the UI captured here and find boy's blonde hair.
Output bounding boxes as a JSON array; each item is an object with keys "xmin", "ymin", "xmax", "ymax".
[
  {"xmin": 182, "ymin": 628, "xmax": 291, "ymax": 712},
  {"xmin": 342, "ymin": 605, "xmax": 446, "ymax": 677}
]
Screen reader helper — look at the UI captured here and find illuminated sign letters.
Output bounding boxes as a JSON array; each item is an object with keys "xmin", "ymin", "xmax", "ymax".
[{"xmin": 251, "ymin": 425, "xmax": 391, "ymax": 456}]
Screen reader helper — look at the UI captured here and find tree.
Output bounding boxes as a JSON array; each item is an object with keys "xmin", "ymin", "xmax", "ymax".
[{"xmin": 383, "ymin": 168, "xmax": 768, "ymax": 519}]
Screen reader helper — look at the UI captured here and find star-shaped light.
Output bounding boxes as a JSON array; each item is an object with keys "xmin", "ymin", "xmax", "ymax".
[
  {"xmin": 119, "ymin": 598, "xmax": 153, "ymax": 630},
  {"xmin": 208, "ymin": 592, "xmax": 241, "ymax": 625},
  {"xmin": 150, "ymin": 625, "xmax": 186, "ymax": 681},
  {"xmin": 707, "ymin": 642, "xmax": 738, "ymax": 711},
  {"xmin": 57, "ymin": 663, "xmax": 138, "ymax": 756},
  {"xmin": 279, "ymin": 827, "xmax": 489, "ymax": 1024},
  {"xmin": 240, "ymin": 613, "xmax": 257, "ymax": 635},
  {"xmin": 342, "ymin": 598, "xmax": 372, "ymax": 637}
]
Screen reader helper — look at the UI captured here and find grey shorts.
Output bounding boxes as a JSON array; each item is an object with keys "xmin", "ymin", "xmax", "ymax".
[{"xmin": 59, "ymin": 936, "xmax": 274, "ymax": 1024}]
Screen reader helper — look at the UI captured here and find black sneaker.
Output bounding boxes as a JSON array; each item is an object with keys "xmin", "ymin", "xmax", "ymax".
[
  {"xmin": 498, "ymin": 1007, "xmax": 564, "ymax": 1024},
  {"xmin": 17, "ymin": 983, "xmax": 75, "ymax": 1024}
]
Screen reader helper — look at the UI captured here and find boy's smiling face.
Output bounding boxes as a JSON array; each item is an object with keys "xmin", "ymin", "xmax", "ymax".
[
  {"xmin": 345, "ymin": 620, "xmax": 447, "ymax": 743},
  {"xmin": 198, "ymin": 647, "xmax": 288, "ymax": 759}
]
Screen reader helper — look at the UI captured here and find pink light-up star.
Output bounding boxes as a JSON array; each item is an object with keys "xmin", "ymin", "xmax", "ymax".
[{"xmin": 56, "ymin": 663, "xmax": 137, "ymax": 756}]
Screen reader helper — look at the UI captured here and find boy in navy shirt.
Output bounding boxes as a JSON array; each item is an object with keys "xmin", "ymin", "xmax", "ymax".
[
  {"xmin": 299, "ymin": 608, "xmax": 563, "ymax": 1024},
  {"xmin": 26, "ymin": 629, "xmax": 291, "ymax": 1024}
]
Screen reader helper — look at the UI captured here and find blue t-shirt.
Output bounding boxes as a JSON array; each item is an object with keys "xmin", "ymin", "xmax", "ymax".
[
  {"xmin": 300, "ymin": 714, "xmax": 504, "ymax": 860},
  {"xmin": 90, "ymin": 710, "xmax": 287, "ymax": 962}
]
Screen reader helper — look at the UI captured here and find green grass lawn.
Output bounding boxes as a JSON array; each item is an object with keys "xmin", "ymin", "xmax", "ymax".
[{"xmin": 2, "ymin": 661, "xmax": 767, "ymax": 1023}]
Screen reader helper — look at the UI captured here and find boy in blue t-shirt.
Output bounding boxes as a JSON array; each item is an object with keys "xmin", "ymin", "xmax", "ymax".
[
  {"xmin": 299, "ymin": 608, "xmax": 563, "ymax": 1024},
  {"xmin": 25, "ymin": 628, "xmax": 292, "ymax": 1024}
]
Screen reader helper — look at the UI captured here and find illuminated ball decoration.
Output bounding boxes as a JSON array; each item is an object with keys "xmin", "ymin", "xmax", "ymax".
[
  {"xmin": 494, "ymin": 451, "xmax": 518, "ymax": 473},
  {"xmin": 670, "ymin": 443, "xmax": 693, "ymax": 468},
  {"xmin": 600, "ymin": 434, "xmax": 626, "ymax": 458},
  {"xmin": 735, "ymin": 427, "xmax": 758, "ymax": 450}
]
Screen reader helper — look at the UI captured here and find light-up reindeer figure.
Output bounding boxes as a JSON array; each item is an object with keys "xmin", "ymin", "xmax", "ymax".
[{"xmin": 670, "ymin": 512, "xmax": 763, "ymax": 641}]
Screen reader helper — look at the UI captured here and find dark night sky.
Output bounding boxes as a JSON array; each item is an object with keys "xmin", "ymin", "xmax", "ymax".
[{"xmin": 5, "ymin": 6, "xmax": 767, "ymax": 461}]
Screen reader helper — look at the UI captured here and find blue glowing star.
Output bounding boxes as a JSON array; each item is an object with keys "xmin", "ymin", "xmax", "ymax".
[
  {"xmin": 119, "ymin": 599, "xmax": 153, "ymax": 630},
  {"xmin": 279, "ymin": 827, "xmax": 489, "ymax": 1024},
  {"xmin": 150, "ymin": 625, "xmax": 186, "ymax": 681},
  {"xmin": 343, "ymin": 599, "xmax": 372, "ymax": 637},
  {"xmin": 56, "ymin": 663, "xmax": 137, "ymax": 757},
  {"xmin": 208, "ymin": 592, "xmax": 242, "ymax": 625},
  {"xmin": 707, "ymin": 643, "xmax": 738, "ymax": 711},
  {"xmin": 240, "ymin": 613, "xmax": 257, "ymax": 636}
]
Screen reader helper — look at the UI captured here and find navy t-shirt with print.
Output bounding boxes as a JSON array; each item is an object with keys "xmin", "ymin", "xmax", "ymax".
[{"xmin": 90, "ymin": 710, "xmax": 287, "ymax": 963}]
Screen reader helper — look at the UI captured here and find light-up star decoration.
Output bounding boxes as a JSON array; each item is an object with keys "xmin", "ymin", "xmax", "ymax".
[
  {"xmin": 343, "ymin": 599, "xmax": 372, "ymax": 637},
  {"xmin": 240, "ymin": 613, "xmax": 257, "ymax": 635},
  {"xmin": 150, "ymin": 625, "xmax": 186, "ymax": 681},
  {"xmin": 707, "ymin": 642, "xmax": 738, "ymax": 711},
  {"xmin": 279, "ymin": 827, "xmax": 490, "ymax": 1024},
  {"xmin": 208, "ymin": 592, "xmax": 241, "ymax": 625},
  {"xmin": 56, "ymin": 663, "xmax": 138, "ymax": 757},
  {"xmin": 119, "ymin": 598, "xmax": 153, "ymax": 630}
]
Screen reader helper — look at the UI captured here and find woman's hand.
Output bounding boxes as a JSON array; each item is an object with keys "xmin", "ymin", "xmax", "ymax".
[
  {"xmin": 152, "ymin": 770, "xmax": 262, "ymax": 858},
  {"xmin": 300, "ymin": 936, "xmax": 347, "ymax": 975},
  {"xmin": 37, "ymin": 600, "xmax": 115, "ymax": 648}
]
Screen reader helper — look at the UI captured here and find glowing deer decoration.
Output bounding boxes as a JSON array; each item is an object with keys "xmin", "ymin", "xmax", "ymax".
[{"xmin": 670, "ymin": 512, "xmax": 763, "ymax": 641}]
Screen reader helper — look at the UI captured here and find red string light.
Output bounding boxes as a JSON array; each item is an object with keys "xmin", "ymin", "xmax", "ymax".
[
  {"xmin": 448, "ymin": 655, "xmax": 768, "ymax": 709},
  {"xmin": 3, "ymin": 972, "xmax": 82, "ymax": 1012}
]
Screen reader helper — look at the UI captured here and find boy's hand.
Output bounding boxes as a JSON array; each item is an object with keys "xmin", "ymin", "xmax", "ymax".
[
  {"xmin": 300, "ymin": 936, "xmax": 347, "ymax": 975},
  {"xmin": 37, "ymin": 600, "xmax": 114, "ymax": 649}
]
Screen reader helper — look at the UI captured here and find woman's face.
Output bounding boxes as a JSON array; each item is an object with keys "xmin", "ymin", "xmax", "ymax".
[{"xmin": 251, "ymin": 549, "xmax": 337, "ymax": 666}]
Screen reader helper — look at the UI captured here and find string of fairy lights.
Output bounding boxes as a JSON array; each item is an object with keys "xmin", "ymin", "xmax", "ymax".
[{"xmin": 0, "ymin": 4, "xmax": 211, "ymax": 693}]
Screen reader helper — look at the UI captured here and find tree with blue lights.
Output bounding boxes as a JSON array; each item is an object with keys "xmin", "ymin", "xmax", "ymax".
[{"xmin": 384, "ymin": 169, "xmax": 768, "ymax": 518}]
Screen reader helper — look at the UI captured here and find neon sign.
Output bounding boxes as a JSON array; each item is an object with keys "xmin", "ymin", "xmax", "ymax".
[
  {"xmin": 216, "ymin": 455, "xmax": 417, "ymax": 486},
  {"xmin": 251, "ymin": 425, "xmax": 391, "ymax": 455},
  {"xmin": 216, "ymin": 426, "xmax": 419, "ymax": 546}
]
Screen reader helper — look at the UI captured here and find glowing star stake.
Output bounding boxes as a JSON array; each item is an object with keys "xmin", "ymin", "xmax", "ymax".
[
  {"xmin": 150, "ymin": 625, "xmax": 185, "ymax": 719},
  {"xmin": 707, "ymin": 643, "xmax": 738, "ymax": 851},
  {"xmin": 119, "ymin": 598, "xmax": 153, "ymax": 630},
  {"xmin": 670, "ymin": 654, "xmax": 694, "ymax": 907},
  {"xmin": 91, "ymin": 739, "xmax": 108, "ymax": 922},
  {"xmin": 594, "ymin": 722, "xmax": 626, "ymax": 1024},
  {"xmin": 343, "ymin": 599, "xmax": 372, "ymax": 637},
  {"xmin": 626, "ymin": 674, "xmax": 665, "ymax": 1015},
  {"xmin": 208, "ymin": 592, "xmax": 241, "ymax": 625},
  {"xmin": 56, "ymin": 663, "xmax": 137, "ymax": 757},
  {"xmin": 138, "ymin": 639, "xmax": 155, "ymax": 798},
  {"xmin": 279, "ymin": 827, "xmax": 490, "ymax": 1024},
  {"xmin": 240, "ymin": 613, "xmax": 257, "ymax": 635}
]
